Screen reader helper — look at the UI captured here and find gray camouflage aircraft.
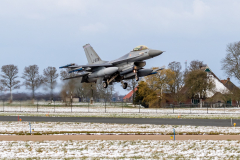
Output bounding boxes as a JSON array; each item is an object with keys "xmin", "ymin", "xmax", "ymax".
[{"xmin": 59, "ymin": 44, "xmax": 164, "ymax": 89}]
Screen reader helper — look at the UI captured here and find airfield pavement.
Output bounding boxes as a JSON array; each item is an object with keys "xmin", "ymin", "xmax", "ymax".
[
  {"xmin": 1, "ymin": 135, "xmax": 240, "ymax": 141},
  {"xmin": 0, "ymin": 116, "xmax": 239, "ymax": 127}
]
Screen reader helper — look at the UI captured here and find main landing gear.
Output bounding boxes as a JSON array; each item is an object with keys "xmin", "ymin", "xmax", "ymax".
[
  {"xmin": 103, "ymin": 81, "xmax": 127, "ymax": 89},
  {"xmin": 103, "ymin": 74, "xmax": 119, "ymax": 88}
]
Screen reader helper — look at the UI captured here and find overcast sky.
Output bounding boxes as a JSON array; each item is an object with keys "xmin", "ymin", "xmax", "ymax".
[{"xmin": 0, "ymin": 0, "xmax": 240, "ymax": 95}]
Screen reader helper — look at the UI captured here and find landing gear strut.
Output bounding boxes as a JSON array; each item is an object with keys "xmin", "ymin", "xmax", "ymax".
[
  {"xmin": 103, "ymin": 74, "xmax": 119, "ymax": 89},
  {"xmin": 135, "ymin": 75, "xmax": 139, "ymax": 81},
  {"xmin": 134, "ymin": 70, "xmax": 139, "ymax": 81}
]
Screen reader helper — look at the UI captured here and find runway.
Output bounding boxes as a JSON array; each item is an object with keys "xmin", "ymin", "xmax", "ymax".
[
  {"xmin": 1, "ymin": 135, "xmax": 240, "ymax": 141},
  {"xmin": 0, "ymin": 116, "xmax": 238, "ymax": 127}
]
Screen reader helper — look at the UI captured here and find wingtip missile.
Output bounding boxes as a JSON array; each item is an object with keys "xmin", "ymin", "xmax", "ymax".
[
  {"xmin": 59, "ymin": 63, "xmax": 75, "ymax": 69},
  {"xmin": 149, "ymin": 66, "xmax": 166, "ymax": 75}
]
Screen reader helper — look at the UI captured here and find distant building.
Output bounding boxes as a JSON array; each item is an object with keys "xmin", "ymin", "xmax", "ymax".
[
  {"xmin": 181, "ymin": 65, "xmax": 238, "ymax": 106},
  {"xmin": 123, "ymin": 87, "xmax": 138, "ymax": 102},
  {"xmin": 66, "ymin": 98, "xmax": 79, "ymax": 103}
]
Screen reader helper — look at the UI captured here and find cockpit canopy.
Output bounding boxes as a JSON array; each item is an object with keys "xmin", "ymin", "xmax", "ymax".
[{"xmin": 133, "ymin": 45, "xmax": 148, "ymax": 51}]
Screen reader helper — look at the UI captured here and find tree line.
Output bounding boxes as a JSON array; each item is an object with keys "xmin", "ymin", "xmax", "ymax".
[
  {"xmin": 0, "ymin": 65, "xmax": 59, "ymax": 102},
  {"xmin": 0, "ymin": 64, "xmax": 122, "ymax": 103}
]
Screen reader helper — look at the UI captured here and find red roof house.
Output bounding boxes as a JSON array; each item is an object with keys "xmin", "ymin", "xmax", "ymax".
[{"xmin": 123, "ymin": 87, "xmax": 138, "ymax": 102}]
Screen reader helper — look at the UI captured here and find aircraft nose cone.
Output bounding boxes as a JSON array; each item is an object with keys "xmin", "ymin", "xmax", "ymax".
[{"xmin": 148, "ymin": 50, "xmax": 163, "ymax": 57}]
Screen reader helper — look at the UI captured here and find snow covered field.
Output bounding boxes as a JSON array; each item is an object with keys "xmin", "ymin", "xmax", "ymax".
[
  {"xmin": 0, "ymin": 121, "xmax": 239, "ymax": 135},
  {"xmin": 1, "ymin": 105, "xmax": 240, "ymax": 114},
  {"xmin": 0, "ymin": 140, "xmax": 240, "ymax": 159}
]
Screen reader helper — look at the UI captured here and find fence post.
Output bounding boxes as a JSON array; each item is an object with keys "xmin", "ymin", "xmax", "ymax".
[
  {"xmin": 122, "ymin": 100, "xmax": 123, "ymax": 113},
  {"xmin": 173, "ymin": 128, "xmax": 175, "ymax": 141},
  {"xmin": 224, "ymin": 103, "xmax": 226, "ymax": 113},
  {"xmin": 88, "ymin": 101, "xmax": 89, "ymax": 113},
  {"xmin": 105, "ymin": 100, "xmax": 106, "ymax": 113},
  {"xmin": 207, "ymin": 103, "xmax": 208, "ymax": 114},
  {"xmin": 190, "ymin": 104, "xmax": 191, "ymax": 114},
  {"xmin": 139, "ymin": 101, "xmax": 140, "ymax": 113}
]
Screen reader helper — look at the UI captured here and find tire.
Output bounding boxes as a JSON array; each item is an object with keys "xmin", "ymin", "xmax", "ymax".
[
  {"xmin": 123, "ymin": 82, "xmax": 128, "ymax": 89},
  {"xmin": 135, "ymin": 76, "xmax": 139, "ymax": 81},
  {"xmin": 103, "ymin": 82, "xmax": 108, "ymax": 88}
]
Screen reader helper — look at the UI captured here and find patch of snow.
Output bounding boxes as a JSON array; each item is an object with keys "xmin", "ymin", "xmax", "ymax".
[{"xmin": 0, "ymin": 140, "xmax": 240, "ymax": 159}]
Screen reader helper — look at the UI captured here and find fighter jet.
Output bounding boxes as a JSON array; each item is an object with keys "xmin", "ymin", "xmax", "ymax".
[{"xmin": 59, "ymin": 44, "xmax": 164, "ymax": 89}]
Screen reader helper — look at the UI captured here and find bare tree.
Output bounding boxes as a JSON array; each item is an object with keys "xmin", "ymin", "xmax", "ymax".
[
  {"xmin": 76, "ymin": 83, "xmax": 96, "ymax": 102},
  {"xmin": 0, "ymin": 65, "xmax": 21, "ymax": 102},
  {"xmin": 0, "ymin": 81, "xmax": 4, "ymax": 92},
  {"xmin": 188, "ymin": 60, "xmax": 204, "ymax": 71},
  {"xmin": 60, "ymin": 68, "xmax": 78, "ymax": 80},
  {"xmin": 96, "ymin": 83, "xmax": 111, "ymax": 103},
  {"xmin": 168, "ymin": 61, "xmax": 185, "ymax": 103},
  {"xmin": 60, "ymin": 68, "xmax": 92, "ymax": 102},
  {"xmin": 22, "ymin": 65, "xmax": 43, "ymax": 100},
  {"xmin": 108, "ymin": 84, "xmax": 115, "ymax": 104},
  {"xmin": 43, "ymin": 66, "xmax": 59, "ymax": 100},
  {"xmin": 221, "ymin": 41, "xmax": 240, "ymax": 82}
]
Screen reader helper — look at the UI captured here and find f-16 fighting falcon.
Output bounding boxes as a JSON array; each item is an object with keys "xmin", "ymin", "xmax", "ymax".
[{"xmin": 59, "ymin": 44, "xmax": 164, "ymax": 89}]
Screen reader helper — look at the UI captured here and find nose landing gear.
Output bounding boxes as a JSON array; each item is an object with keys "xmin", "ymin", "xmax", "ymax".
[
  {"xmin": 103, "ymin": 82, "xmax": 108, "ymax": 88},
  {"xmin": 133, "ymin": 69, "xmax": 139, "ymax": 81},
  {"xmin": 135, "ymin": 75, "xmax": 139, "ymax": 81},
  {"xmin": 121, "ymin": 81, "xmax": 128, "ymax": 89}
]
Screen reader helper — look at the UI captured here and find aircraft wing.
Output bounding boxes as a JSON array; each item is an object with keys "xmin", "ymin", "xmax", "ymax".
[
  {"xmin": 60, "ymin": 63, "xmax": 113, "ymax": 73},
  {"xmin": 68, "ymin": 63, "xmax": 113, "ymax": 68},
  {"xmin": 63, "ymin": 72, "xmax": 89, "ymax": 80},
  {"xmin": 60, "ymin": 63, "xmax": 113, "ymax": 69}
]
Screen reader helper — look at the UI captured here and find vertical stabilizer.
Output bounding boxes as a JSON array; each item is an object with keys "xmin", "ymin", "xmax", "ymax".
[{"xmin": 83, "ymin": 44, "xmax": 103, "ymax": 64}]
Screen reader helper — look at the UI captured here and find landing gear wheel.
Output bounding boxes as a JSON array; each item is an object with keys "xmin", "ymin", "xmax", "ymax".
[
  {"xmin": 135, "ymin": 76, "xmax": 139, "ymax": 81},
  {"xmin": 103, "ymin": 82, "xmax": 108, "ymax": 88},
  {"xmin": 123, "ymin": 82, "xmax": 128, "ymax": 89}
]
